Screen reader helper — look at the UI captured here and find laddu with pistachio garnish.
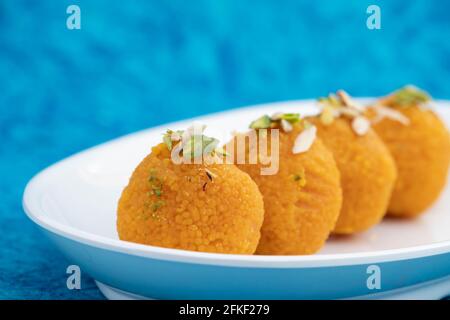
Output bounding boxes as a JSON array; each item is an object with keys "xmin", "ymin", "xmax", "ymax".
[
  {"xmin": 306, "ymin": 90, "xmax": 397, "ymax": 234},
  {"xmin": 366, "ymin": 86, "xmax": 450, "ymax": 217},
  {"xmin": 226, "ymin": 113, "xmax": 342, "ymax": 255},
  {"xmin": 117, "ymin": 124, "xmax": 264, "ymax": 254}
]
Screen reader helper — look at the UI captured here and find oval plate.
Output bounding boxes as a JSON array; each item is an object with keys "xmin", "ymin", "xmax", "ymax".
[{"xmin": 23, "ymin": 99, "xmax": 450, "ymax": 299}]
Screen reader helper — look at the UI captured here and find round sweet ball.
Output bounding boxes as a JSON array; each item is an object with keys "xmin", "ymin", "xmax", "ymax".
[
  {"xmin": 228, "ymin": 121, "xmax": 342, "ymax": 255},
  {"xmin": 367, "ymin": 88, "xmax": 450, "ymax": 217},
  {"xmin": 117, "ymin": 143, "xmax": 265, "ymax": 254},
  {"xmin": 309, "ymin": 116, "xmax": 397, "ymax": 234}
]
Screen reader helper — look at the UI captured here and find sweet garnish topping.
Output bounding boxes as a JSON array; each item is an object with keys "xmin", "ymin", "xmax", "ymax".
[
  {"xmin": 390, "ymin": 85, "xmax": 430, "ymax": 107},
  {"xmin": 371, "ymin": 104, "xmax": 410, "ymax": 125},
  {"xmin": 351, "ymin": 116, "xmax": 370, "ymax": 136},
  {"xmin": 318, "ymin": 90, "xmax": 371, "ymax": 136},
  {"xmin": 292, "ymin": 125, "xmax": 317, "ymax": 154},
  {"xmin": 292, "ymin": 168, "xmax": 307, "ymax": 187},
  {"xmin": 249, "ymin": 113, "xmax": 300, "ymax": 132},
  {"xmin": 163, "ymin": 124, "xmax": 227, "ymax": 159}
]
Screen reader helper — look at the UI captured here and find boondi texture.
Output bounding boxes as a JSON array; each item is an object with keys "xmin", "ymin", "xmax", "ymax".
[
  {"xmin": 308, "ymin": 117, "xmax": 397, "ymax": 234},
  {"xmin": 368, "ymin": 105, "xmax": 450, "ymax": 217},
  {"xmin": 117, "ymin": 143, "xmax": 264, "ymax": 254},
  {"xmin": 228, "ymin": 124, "xmax": 342, "ymax": 255}
]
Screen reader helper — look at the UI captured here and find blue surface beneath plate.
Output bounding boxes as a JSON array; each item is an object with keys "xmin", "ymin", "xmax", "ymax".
[{"xmin": 1, "ymin": 0, "xmax": 450, "ymax": 299}]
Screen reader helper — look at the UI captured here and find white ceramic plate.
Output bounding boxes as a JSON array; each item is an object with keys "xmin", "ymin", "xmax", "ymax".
[{"xmin": 23, "ymin": 99, "xmax": 450, "ymax": 299}]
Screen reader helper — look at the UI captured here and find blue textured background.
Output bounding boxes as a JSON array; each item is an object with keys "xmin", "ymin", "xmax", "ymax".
[{"xmin": 0, "ymin": 0, "xmax": 449, "ymax": 299}]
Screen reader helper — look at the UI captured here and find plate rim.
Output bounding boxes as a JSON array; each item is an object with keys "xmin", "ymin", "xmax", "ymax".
[{"xmin": 22, "ymin": 99, "xmax": 450, "ymax": 269}]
